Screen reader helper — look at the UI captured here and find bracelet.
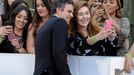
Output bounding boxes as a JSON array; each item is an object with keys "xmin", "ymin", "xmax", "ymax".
[
  {"xmin": 90, "ymin": 35, "xmax": 97, "ymax": 44},
  {"xmin": 15, "ymin": 46, "xmax": 26, "ymax": 53},
  {"xmin": 15, "ymin": 45, "xmax": 21, "ymax": 50},
  {"xmin": 125, "ymin": 51, "xmax": 133, "ymax": 58}
]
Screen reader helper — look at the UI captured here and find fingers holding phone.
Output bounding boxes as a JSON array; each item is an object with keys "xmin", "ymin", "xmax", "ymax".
[
  {"xmin": 96, "ymin": 28, "xmax": 111, "ymax": 41},
  {"xmin": 104, "ymin": 20, "xmax": 117, "ymax": 41},
  {"xmin": 7, "ymin": 26, "xmax": 21, "ymax": 49},
  {"xmin": 0, "ymin": 26, "xmax": 12, "ymax": 38},
  {"xmin": 108, "ymin": 27, "xmax": 117, "ymax": 41},
  {"xmin": 7, "ymin": 26, "xmax": 17, "ymax": 41},
  {"xmin": 5, "ymin": 26, "xmax": 13, "ymax": 34},
  {"xmin": 95, "ymin": 8, "xmax": 105, "ymax": 17},
  {"xmin": 100, "ymin": 20, "xmax": 113, "ymax": 39}
]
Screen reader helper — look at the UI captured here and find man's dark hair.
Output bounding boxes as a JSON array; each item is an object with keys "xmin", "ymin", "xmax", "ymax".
[{"xmin": 51, "ymin": 0, "xmax": 73, "ymax": 14}]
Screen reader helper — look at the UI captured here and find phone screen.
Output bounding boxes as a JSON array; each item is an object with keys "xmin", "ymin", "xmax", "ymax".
[{"xmin": 104, "ymin": 20, "xmax": 113, "ymax": 30}]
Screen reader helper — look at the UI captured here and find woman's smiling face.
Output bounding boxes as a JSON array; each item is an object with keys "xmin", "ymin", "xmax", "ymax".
[
  {"xmin": 77, "ymin": 6, "xmax": 90, "ymax": 27},
  {"xmin": 15, "ymin": 10, "xmax": 28, "ymax": 30}
]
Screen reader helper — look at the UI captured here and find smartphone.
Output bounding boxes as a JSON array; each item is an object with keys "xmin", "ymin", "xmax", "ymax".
[
  {"xmin": 104, "ymin": 20, "xmax": 113, "ymax": 30},
  {"xmin": 8, "ymin": 27, "xmax": 16, "ymax": 41}
]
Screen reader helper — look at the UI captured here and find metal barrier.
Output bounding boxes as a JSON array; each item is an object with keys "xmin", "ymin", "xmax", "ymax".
[{"xmin": 0, "ymin": 54, "xmax": 133, "ymax": 75}]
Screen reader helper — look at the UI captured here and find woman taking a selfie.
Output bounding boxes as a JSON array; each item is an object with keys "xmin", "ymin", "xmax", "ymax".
[
  {"xmin": 102, "ymin": 0, "xmax": 130, "ymax": 56},
  {"xmin": 0, "ymin": 5, "xmax": 32, "ymax": 53},
  {"xmin": 68, "ymin": 1, "xmax": 118, "ymax": 56}
]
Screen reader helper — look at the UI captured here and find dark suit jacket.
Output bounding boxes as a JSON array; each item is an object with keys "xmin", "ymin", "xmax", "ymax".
[{"xmin": 34, "ymin": 16, "xmax": 71, "ymax": 75}]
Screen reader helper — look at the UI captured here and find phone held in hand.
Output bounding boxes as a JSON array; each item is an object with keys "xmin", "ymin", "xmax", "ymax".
[
  {"xmin": 104, "ymin": 20, "xmax": 113, "ymax": 30},
  {"xmin": 8, "ymin": 27, "xmax": 16, "ymax": 41}
]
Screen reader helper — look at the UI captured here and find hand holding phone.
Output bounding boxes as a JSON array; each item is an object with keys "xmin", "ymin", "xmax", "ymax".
[
  {"xmin": 8, "ymin": 27, "xmax": 16, "ymax": 41},
  {"xmin": 104, "ymin": 20, "xmax": 113, "ymax": 30}
]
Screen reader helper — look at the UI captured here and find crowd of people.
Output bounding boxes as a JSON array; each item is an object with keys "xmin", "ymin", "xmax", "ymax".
[{"xmin": 0, "ymin": 0, "xmax": 133, "ymax": 74}]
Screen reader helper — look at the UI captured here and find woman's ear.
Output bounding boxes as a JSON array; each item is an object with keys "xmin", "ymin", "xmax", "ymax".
[{"xmin": 56, "ymin": 7, "xmax": 62, "ymax": 15}]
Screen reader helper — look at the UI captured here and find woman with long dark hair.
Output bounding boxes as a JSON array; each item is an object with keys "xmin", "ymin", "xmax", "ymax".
[{"xmin": 0, "ymin": 5, "xmax": 32, "ymax": 53}]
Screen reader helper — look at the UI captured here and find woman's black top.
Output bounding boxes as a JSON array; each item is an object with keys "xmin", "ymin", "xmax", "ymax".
[{"xmin": 68, "ymin": 32, "xmax": 118, "ymax": 56}]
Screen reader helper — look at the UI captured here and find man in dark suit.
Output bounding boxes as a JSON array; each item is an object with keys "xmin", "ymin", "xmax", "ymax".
[{"xmin": 33, "ymin": 0, "xmax": 74, "ymax": 75}]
